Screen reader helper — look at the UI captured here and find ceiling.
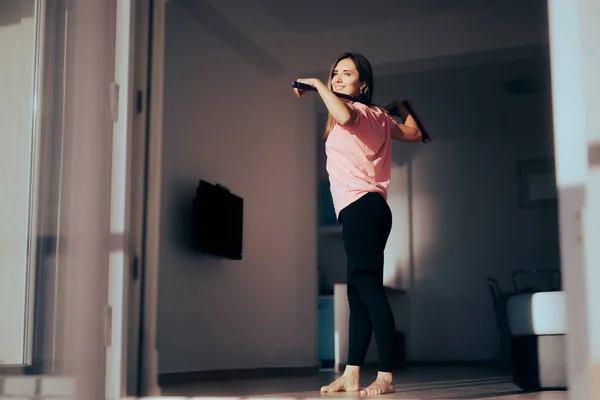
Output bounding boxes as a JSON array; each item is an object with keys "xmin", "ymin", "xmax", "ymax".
[
  {"xmin": 173, "ymin": 0, "xmax": 550, "ymax": 78},
  {"xmin": 252, "ymin": 0, "xmax": 495, "ymax": 33},
  {"xmin": 167, "ymin": 0, "xmax": 555, "ymax": 143}
]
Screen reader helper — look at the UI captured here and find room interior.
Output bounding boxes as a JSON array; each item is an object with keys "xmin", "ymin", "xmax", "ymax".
[
  {"xmin": 155, "ymin": 0, "xmax": 565, "ymax": 398},
  {"xmin": 0, "ymin": 0, "xmax": 597, "ymax": 399}
]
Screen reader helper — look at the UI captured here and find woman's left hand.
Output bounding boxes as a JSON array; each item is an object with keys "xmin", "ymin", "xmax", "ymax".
[{"xmin": 293, "ymin": 78, "xmax": 322, "ymax": 97}]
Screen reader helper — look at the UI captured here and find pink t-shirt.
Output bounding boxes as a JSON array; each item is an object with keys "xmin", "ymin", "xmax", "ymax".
[{"xmin": 325, "ymin": 102, "xmax": 395, "ymax": 219}]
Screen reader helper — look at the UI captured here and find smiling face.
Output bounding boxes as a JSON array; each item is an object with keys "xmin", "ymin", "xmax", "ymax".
[
  {"xmin": 330, "ymin": 58, "xmax": 365, "ymax": 98},
  {"xmin": 324, "ymin": 52, "xmax": 375, "ymax": 137}
]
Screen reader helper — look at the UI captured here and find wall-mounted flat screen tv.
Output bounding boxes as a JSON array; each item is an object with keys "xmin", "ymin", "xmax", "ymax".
[{"xmin": 193, "ymin": 180, "xmax": 243, "ymax": 260}]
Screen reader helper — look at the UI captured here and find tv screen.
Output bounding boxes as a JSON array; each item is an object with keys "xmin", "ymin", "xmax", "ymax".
[{"xmin": 192, "ymin": 180, "xmax": 243, "ymax": 260}]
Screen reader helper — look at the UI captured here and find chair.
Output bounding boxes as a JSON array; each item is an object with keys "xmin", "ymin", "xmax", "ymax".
[
  {"xmin": 512, "ymin": 269, "xmax": 561, "ymax": 293},
  {"xmin": 487, "ymin": 277, "xmax": 511, "ymax": 368}
]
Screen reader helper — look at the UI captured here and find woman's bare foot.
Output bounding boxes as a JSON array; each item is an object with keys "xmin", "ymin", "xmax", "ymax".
[
  {"xmin": 320, "ymin": 365, "xmax": 360, "ymax": 393},
  {"xmin": 360, "ymin": 372, "xmax": 395, "ymax": 396}
]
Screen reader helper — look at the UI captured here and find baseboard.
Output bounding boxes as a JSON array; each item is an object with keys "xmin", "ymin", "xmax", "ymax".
[
  {"xmin": 159, "ymin": 360, "xmax": 495, "ymax": 385},
  {"xmin": 334, "ymin": 360, "xmax": 492, "ymax": 370},
  {"xmin": 407, "ymin": 360, "xmax": 494, "ymax": 367},
  {"xmin": 159, "ymin": 365, "xmax": 319, "ymax": 385}
]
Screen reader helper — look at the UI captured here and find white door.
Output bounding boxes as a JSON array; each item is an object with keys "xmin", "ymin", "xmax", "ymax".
[
  {"xmin": 52, "ymin": 0, "xmax": 117, "ymax": 397},
  {"xmin": 0, "ymin": 0, "xmax": 119, "ymax": 397},
  {"xmin": 547, "ymin": 0, "xmax": 600, "ymax": 399}
]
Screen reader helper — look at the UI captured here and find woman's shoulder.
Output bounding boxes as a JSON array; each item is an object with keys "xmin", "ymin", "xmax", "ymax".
[
  {"xmin": 351, "ymin": 102, "xmax": 391, "ymax": 121},
  {"xmin": 351, "ymin": 101, "xmax": 380, "ymax": 114}
]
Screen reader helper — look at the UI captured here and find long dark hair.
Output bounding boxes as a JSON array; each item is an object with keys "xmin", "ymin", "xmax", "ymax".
[{"xmin": 324, "ymin": 52, "xmax": 374, "ymax": 137}]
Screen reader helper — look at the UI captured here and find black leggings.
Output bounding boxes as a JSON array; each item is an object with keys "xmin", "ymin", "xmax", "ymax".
[{"xmin": 339, "ymin": 192, "xmax": 395, "ymax": 372}]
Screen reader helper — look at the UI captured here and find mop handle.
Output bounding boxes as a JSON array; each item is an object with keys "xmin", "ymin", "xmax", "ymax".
[{"xmin": 291, "ymin": 81, "xmax": 432, "ymax": 143}]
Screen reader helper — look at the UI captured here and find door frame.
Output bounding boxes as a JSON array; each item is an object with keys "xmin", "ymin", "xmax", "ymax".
[{"xmin": 124, "ymin": 0, "xmax": 166, "ymax": 396}]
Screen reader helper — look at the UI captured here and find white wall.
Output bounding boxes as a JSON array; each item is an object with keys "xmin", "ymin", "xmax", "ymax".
[
  {"xmin": 157, "ymin": 3, "xmax": 318, "ymax": 374},
  {"xmin": 0, "ymin": 0, "xmax": 37, "ymax": 366},
  {"xmin": 317, "ymin": 56, "xmax": 560, "ymax": 362}
]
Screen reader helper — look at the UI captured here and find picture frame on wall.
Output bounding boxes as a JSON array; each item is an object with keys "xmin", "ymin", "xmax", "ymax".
[{"xmin": 517, "ymin": 158, "xmax": 558, "ymax": 208}]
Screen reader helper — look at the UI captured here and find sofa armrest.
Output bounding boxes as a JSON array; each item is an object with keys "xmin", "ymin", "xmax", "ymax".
[{"xmin": 507, "ymin": 291, "xmax": 567, "ymax": 336}]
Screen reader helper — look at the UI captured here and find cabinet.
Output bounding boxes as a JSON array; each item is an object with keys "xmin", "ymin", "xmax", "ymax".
[{"xmin": 317, "ymin": 296, "xmax": 334, "ymax": 368}]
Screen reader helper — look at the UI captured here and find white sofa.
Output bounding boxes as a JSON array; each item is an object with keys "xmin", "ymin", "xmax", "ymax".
[{"xmin": 506, "ymin": 291, "xmax": 567, "ymax": 390}]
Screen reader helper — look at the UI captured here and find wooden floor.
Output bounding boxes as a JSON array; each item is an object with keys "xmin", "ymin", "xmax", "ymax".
[{"xmin": 160, "ymin": 366, "xmax": 568, "ymax": 400}]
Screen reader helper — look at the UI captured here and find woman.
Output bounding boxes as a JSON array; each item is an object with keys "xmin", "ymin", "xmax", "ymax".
[{"xmin": 293, "ymin": 52, "xmax": 421, "ymax": 396}]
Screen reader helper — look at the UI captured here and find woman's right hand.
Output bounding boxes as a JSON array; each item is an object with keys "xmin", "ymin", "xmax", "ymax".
[
  {"xmin": 385, "ymin": 100, "xmax": 409, "ymax": 119},
  {"xmin": 383, "ymin": 100, "xmax": 400, "ymax": 113}
]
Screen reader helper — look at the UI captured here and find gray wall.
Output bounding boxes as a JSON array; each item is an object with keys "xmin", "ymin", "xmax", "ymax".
[
  {"xmin": 159, "ymin": 0, "xmax": 557, "ymax": 373},
  {"xmin": 157, "ymin": 4, "xmax": 318, "ymax": 374}
]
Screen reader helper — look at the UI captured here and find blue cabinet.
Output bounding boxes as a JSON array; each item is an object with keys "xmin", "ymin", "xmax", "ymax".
[
  {"xmin": 318, "ymin": 296, "xmax": 334, "ymax": 366},
  {"xmin": 319, "ymin": 179, "xmax": 337, "ymax": 226}
]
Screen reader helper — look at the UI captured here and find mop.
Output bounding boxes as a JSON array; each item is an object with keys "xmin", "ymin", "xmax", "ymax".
[{"xmin": 291, "ymin": 81, "xmax": 432, "ymax": 143}]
